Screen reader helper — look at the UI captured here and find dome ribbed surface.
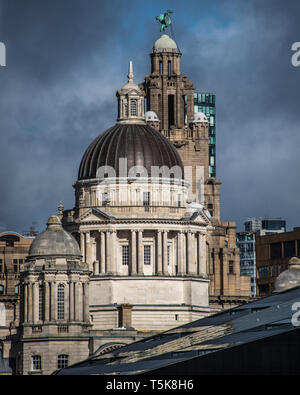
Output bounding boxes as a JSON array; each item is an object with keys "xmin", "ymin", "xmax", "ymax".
[
  {"xmin": 78, "ymin": 124, "xmax": 184, "ymax": 180},
  {"xmin": 29, "ymin": 217, "xmax": 80, "ymax": 258}
]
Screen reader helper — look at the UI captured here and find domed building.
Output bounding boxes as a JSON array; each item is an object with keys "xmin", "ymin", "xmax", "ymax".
[
  {"xmin": 62, "ymin": 60, "xmax": 213, "ymax": 337},
  {"xmin": 1, "ymin": 26, "xmax": 252, "ymax": 375},
  {"xmin": 14, "ymin": 216, "xmax": 91, "ymax": 375}
]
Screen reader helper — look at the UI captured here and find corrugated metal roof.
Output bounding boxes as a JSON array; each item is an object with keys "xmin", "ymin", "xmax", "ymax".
[{"xmin": 56, "ymin": 285, "xmax": 300, "ymax": 375}]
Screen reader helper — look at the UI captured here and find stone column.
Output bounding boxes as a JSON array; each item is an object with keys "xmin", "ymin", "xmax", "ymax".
[
  {"xmin": 32, "ymin": 282, "xmax": 37, "ymax": 324},
  {"xmin": 28, "ymin": 283, "xmax": 32, "ymax": 323},
  {"xmin": 83, "ymin": 282, "xmax": 89, "ymax": 323},
  {"xmin": 137, "ymin": 230, "xmax": 143, "ymax": 275},
  {"xmin": 111, "ymin": 230, "xmax": 117, "ymax": 274},
  {"xmin": 163, "ymin": 231, "xmax": 168, "ymax": 275},
  {"xmin": 50, "ymin": 282, "xmax": 56, "ymax": 321},
  {"xmin": 100, "ymin": 231, "xmax": 106, "ymax": 274},
  {"xmin": 45, "ymin": 282, "xmax": 50, "ymax": 322},
  {"xmin": 74, "ymin": 282, "xmax": 79, "ymax": 321},
  {"xmin": 85, "ymin": 232, "xmax": 92, "ymax": 270},
  {"xmin": 93, "ymin": 261, "xmax": 99, "ymax": 275},
  {"xmin": 106, "ymin": 231, "xmax": 112, "ymax": 274},
  {"xmin": 80, "ymin": 233, "xmax": 85, "ymax": 261},
  {"xmin": 198, "ymin": 233, "xmax": 206, "ymax": 276},
  {"xmin": 187, "ymin": 231, "xmax": 193, "ymax": 274},
  {"xmin": 157, "ymin": 230, "xmax": 162, "ymax": 275},
  {"xmin": 65, "ymin": 281, "xmax": 69, "ymax": 321},
  {"xmin": 24, "ymin": 283, "xmax": 28, "ymax": 322},
  {"xmin": 223, "ymin": 252, "xmax": 229, "ymax": 296},
  {"xmin": 177, "ymin": 231, "xmax": 183, "ymax": 275},
  {"xmin": 130, "ymin": 230, "xmax": 137, "ymax": 276},
  {"xmin": 69, "ymin": 281, "xmax": 74, "ymax": 321}
]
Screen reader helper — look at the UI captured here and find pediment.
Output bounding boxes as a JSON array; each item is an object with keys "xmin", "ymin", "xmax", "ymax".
[
  {"xmin": 190, "ymin": 209, "xmax": 211, "ymax": 225},
  {"xmin": 76, "ymin": 208, "xmax": 114, "ymax": 223},
  {"xmin": 125, "ymin": 89, "xmax": 142, "ymax": 96}
]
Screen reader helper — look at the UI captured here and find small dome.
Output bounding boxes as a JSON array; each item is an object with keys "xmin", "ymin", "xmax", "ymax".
[
  {"xmin": 145, "ymin": 111, "xmax": 160, "ymax": 122},
  {"xmin": 193, "ymin": 112, "xmax": 208, "ymax": 123},
  {"xmin": 274, "ymin": 257, "xmax": 300, "ymax": 292},
  {"xmin": 28, "ymin": 216, "xmax": 81, "ymax": 258},
  {"xmin": 154, "ymin": 34, "xmax": 178, "ymax": 52}
]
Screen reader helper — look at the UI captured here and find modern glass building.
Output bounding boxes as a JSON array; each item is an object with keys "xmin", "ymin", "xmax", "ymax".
[
  {"xmin": 245, "ymin": 218, "xmax": 286, "ymax": 235},
  {"xmin": 236, "ymin": 232, "xmax": 256, "ymax": 296},
  {"xmin": 237, "ymin": 217, "xmax": 287, "ymax": 297},
  {"xmin": 194, "ymin": 93, "xmax": 216, "ymax": 178}
]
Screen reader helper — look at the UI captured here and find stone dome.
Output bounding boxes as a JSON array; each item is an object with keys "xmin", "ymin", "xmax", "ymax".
[
  {"xmin": 28, "ymin": 216, "xmax": 81, "ymax": 258},
  {"xmin": 274, "ymin": 257, "xmax": 300, "ymax": 292},
  {"xmin": 145, "ymin": 111, "xmax": 160, "ymax": 122},
  {"xmin": 154, "ymin": 34, "xmax": 179, "ymax": 52},
  {"xmin": 78, "ymin": 124, "xmax": 184, "ymax": 180},
  {"xmin": 193, "ymin": 112, "xmax": 208, "ymax": 123}
]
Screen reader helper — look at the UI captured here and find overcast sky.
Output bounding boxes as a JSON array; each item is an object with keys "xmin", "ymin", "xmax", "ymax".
[{"xmin": 0, "ymin": 0, "xmax": 299, "ymax": 234}]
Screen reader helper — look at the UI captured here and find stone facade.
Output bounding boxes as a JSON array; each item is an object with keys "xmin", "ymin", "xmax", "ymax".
[
  {"xmin": 141, "ymin": 34, "xmax": 251, "ymax": 306},
  {"xmin": 0, "ymin": 30, "xmax": 253, "ymax": 375}
]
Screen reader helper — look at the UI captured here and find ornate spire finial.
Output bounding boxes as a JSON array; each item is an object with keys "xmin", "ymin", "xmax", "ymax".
[
  {"xmin": 128, "ymin": 60, "xmax": 134, "ymax": 82},
  {"xmin": 58, "ymin": 201, "xmax": 64, "ymax": 220}
]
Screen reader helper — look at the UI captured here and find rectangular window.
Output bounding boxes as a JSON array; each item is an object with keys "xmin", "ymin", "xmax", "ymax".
[
  {"xmin": 39, "ymin": 285, "xmax": 45, "ymax": 321},
  {"xmin": 159, "ymin": 61, "xmax": 163, "ymax": 74},
  {"xmin": 144, "ymin": 245, "xmax": 151, "ymax": 265},
  {"xmin": 32, "ymin": 355, "xmax": 41, "ymax": 371},
  {"xmin": 143, "ymin": 192, "xmax": 150, "ymax": 206},
  {"xmin": 130, "ymin": 99, "xmax": 137, "ymax": 116},
  {"xmin": 57, "ymin": 355, "xmax": 69, "ymax": 369},
  {"xmin": 228, "ymin": 261, "xmax": 234, "ymax": 274},
  {"xmin": 284, "ymin": 240, "xmax": 295, "ymax": 258},
  {"xmin": 122, "ymin": 246, "xmax": 129, "ymax": 266},
  {"xmin": 57, "ymin": 285, "xmax": 65, "ymax": 321},
  {"xmin": 270, "ymin": 242, "xmax": 282, "ymax": 259},
  {"xmin": 0, "ymin": 259, "xmax": 2, "ymax": 273},
  {"xmin": 13, "ymin": 259, "xmax": 18, "ymax": 273},
  {"xmin": 258, "ymin": 266, "xmax": 270, "ymax": 279}
]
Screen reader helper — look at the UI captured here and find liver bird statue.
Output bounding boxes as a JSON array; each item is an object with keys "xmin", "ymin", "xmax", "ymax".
[{"xmin": 156, "ymin": 10, "xmax": 173, "ymax": 32}]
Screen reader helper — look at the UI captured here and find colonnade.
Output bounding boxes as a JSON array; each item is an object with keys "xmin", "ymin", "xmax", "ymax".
[
  {"xmin": 80, "ymin": 228, "xmax": 207, "ymax": 277},
  {"xmin": 23, "ymin": 279, "xmax": 90, "ymax": 324}
]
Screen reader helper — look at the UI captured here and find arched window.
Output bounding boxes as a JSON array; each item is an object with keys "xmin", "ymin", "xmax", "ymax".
[
  {"xmin": 130, "ymin": 100, "xmax": 137, "ymax": 116},
  {"xmin": 39, "ymin": 285, "xmax": 45, "ymax": 321},
  {"xmin": 57, "ymin": 355, "xmax": 69, "ymax": 369},
  {"xmin": 57, "ymin": 284, "xmax": 65, "ymax": 321}
]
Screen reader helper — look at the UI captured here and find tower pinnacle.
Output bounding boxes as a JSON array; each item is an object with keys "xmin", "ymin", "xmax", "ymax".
[{"xmin": 128, "ymin": 60, "xmax": 134, "ymax": 81}]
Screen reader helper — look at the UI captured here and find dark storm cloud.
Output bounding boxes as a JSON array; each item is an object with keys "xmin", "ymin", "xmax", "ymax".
[
  {"xmin": 180, "ymin": 0, "xmax": 300, "ymax": 230},
  {"xmin": 0, "ymin": 0, "xmax": 299, "ymax": 233}
]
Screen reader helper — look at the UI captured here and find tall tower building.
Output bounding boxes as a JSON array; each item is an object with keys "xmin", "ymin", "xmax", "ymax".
[
  {"xmin": 141, "ymin": 34, "xmax": 220, "ymax": 219},
  {"xmin": 141, "ymin": 32, "xmax": 251, "ymax": 306}
]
